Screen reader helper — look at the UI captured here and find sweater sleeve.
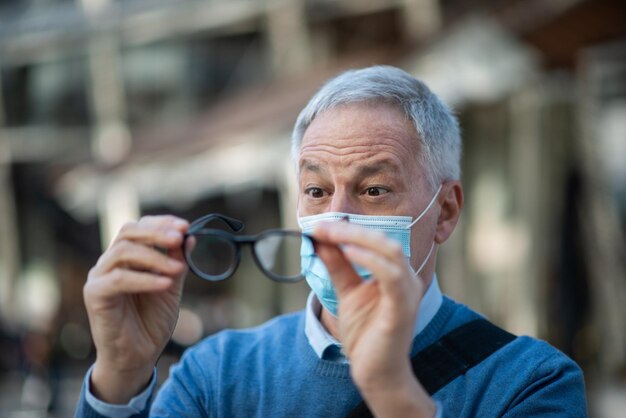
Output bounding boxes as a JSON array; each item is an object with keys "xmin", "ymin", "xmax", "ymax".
[
  {"xmin": 502, "ymin": 351, "xmax": 588, "ymax": 417},
  {"xmin": 150, "ymin": 347, "xmax": 213, "ymax": 418}
]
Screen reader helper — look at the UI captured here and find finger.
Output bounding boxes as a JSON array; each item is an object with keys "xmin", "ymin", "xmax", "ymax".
[
  {"xmin": 95, "ymin": 240, "xmax": 186, "ymax": 277},
  {"xmin": 184, "ymin": 236, "xmax": 196, "ymax": 252},
  {"xmin": 341, "ymin": 244, "xmax": 419, "ymax": 300},
  {"xmin": 113, "ymin": 216, "xmax": 189, "ymax": 250},
  {"xmin": 174, "ymin": 235, "xmax": 196, "ymax": 263},
  {"xmin": 138, "ymin": 214, "xmax": 189, "ymax": 232},
  {"xmin": 87, "ymin": 268, "xmax": 173, "ymax": 299},
  {"xmin": 314, "ymin": 240, "xmax": 362, "ymax": 299},
  {"xmin": 314, "ymin": 222, "xmax": 404, "ymax": 263}
]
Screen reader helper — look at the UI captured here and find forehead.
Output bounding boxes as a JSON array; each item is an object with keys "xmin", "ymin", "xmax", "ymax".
[{"xmin": 299, "ymin": 102, "xmax": 422, "ymax": 175}]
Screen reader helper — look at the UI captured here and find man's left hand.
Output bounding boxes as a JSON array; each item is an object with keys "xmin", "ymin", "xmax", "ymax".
[{"xmin": 313, "ymin": 221, "xmax": 436, "ymax": 418}]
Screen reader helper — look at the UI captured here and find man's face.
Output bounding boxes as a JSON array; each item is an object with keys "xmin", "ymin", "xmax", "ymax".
[{"xmin": 297, "ymin": 101, "xmax": 440, "ymax": 271}]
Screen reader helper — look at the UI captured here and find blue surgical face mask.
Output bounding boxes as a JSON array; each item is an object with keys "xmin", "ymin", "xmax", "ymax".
[{"xmin": 298, "ymin": 185, "xmax": 442, "ymax": 316}]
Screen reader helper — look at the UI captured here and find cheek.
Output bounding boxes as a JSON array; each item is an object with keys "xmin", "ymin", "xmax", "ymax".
[
  {"xmin": 296, "ymin": 194, "xmax": 319, "ymax": 217},
  {"xmin": 409, "ymin": 217, "xmax": 438, "ymax": 256},
  {"xmin": 409, "ymin": 235, "xmax": 422, "ymax": 265},
  {"xmin": 296, "ymin": 195, "xmax": 305, "ymax": 215}
]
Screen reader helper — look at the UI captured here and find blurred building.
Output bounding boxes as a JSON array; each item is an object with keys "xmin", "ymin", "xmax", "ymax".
[{"xmin": 0, "ymin": 0, "xmax": 625, "ymax": 416}]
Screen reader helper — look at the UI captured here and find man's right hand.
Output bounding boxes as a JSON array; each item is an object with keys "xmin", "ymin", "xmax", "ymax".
[{"xmin": 83, "ymin": 215, "xmax": 189, "ymax": 404}]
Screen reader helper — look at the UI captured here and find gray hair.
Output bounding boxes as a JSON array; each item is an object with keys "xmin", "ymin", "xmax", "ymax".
[{"xmin": 291, "ymin": 65, "xmax": 461, "ymax": 189}]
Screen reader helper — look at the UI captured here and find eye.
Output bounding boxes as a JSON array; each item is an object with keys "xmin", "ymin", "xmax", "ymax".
[
  {"xmin": 364, "ymin": 187, "xmax": 389, "ymax": 197},
  {"xmin": 305, "ymin": 187, "xmax": 326, "ymax": 198}
]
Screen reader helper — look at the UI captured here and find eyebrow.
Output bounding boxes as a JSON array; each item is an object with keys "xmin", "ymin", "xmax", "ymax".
[
  {"xmin": 299, "ymin": 159, "xmax": 326, "ymax": 174},
  {"xmin": 355, "ymin": 160, "xmax": 399, "ymax": 178},
  {"xmin": 299, "ymin": 158, "xmax": 400, "ymax": 179}
]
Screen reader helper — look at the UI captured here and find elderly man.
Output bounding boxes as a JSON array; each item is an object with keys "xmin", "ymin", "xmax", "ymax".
[{"xmin": 75, "ymin": 66, "xmax": 587, "ymax": 417}]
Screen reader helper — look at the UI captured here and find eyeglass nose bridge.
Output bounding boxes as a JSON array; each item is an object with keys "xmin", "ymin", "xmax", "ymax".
[
  {"xmin": 185, "ymin": 230, "xmax": 282, "ymax": 282},
  {"xmin": 229, "ymin": 231, "xmax": 303, "ymax": 283},
  {"xmin": 247, "ymin": 231, "xmax": 284, "ymax": 282},
  {"xmin": 184, "ymin": 228, "xmax": 313, "ymax": 283}
]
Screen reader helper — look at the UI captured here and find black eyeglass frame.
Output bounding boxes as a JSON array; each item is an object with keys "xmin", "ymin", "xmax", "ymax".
[{"xmin": 183, "ymin": 213, "xmax": 315, "ymax": 283}]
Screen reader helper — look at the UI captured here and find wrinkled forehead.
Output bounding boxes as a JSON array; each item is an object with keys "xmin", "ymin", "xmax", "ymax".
[{"xmin": 298, "ymin": 101, "xmax": 424, "ymax": 173}]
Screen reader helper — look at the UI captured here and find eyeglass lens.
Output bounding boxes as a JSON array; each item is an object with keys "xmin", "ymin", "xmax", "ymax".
[
  {"xmin": 187, "ymin": 231, "xmax": 311, "ymax": 281},
  {"xmin": 254, "ymin": 232, "xmax": 305, "ymax": 279},
  {"xmin": 188, "ymin": 234, "xmax": 237, "ymax": 278}
]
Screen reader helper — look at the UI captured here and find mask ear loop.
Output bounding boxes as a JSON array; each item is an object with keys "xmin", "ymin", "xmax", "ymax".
[
  {"xmin": 407, "ymin": 185, "xmax": 442, "ymax": 277},
  {"xmin": 408, "ymin": 184, "xmax": 443, "ymax": 228},
  {"xmin": 412, "ymin": 242, "xmax": 435, "ymax": 278}
]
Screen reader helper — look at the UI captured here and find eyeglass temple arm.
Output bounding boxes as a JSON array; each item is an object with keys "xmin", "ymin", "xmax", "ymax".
[{"xmin": 188, "ymin": 213, "xmax": 245, "ymax": 234}]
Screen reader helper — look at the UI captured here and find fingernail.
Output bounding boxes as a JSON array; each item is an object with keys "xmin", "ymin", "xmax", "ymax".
[
  {"xmin": 168, "ymin": 257, "xmax": 182, "ymax": 266},
  {"xmin": 156, "ymin": 277, "xmax": 172, "ymax": 286},
  {"xmin": 166, "ymin": 230, "xmax": 182, "ymax": 239},
  {"xmin": 174, "ymin": 219, "xmax": 188, "ymax": 228}
]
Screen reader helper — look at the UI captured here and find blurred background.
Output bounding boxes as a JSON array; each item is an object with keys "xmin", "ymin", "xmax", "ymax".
[{"xmin": 0, "ymin": 0, "xmax": 624, "ymax": 416}]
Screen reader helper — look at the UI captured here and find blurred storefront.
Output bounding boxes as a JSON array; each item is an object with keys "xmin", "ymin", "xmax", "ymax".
[{"xmin": 0, "ymin": 0, "xmax": 625, "ymax": 416}]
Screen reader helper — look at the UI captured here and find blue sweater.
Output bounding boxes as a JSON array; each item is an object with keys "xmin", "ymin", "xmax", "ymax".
[{"xmin": 75, "ymin": 297, "xmax": 587, "ymax": 417}]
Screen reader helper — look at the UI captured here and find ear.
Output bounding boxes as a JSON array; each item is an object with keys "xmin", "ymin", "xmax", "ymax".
[{"xmin": 435, "ymin": 181, "xmax": 463, "ymax": 244}]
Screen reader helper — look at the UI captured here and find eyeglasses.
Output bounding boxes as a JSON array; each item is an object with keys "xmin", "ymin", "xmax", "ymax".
[{"xmin": 183, "ymin": 213, "xmax": 315, "ymax": 283}]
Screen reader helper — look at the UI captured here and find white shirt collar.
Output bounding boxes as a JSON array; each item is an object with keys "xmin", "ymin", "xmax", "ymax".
[{"xmin": 304, "ymin": 274, "xmax": 443, "ymax": 361}]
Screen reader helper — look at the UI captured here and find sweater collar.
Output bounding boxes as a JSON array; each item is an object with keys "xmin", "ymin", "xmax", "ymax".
[{"xmin": 304, "ymin": 274, "xmax": 443, "ymax": 362}]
